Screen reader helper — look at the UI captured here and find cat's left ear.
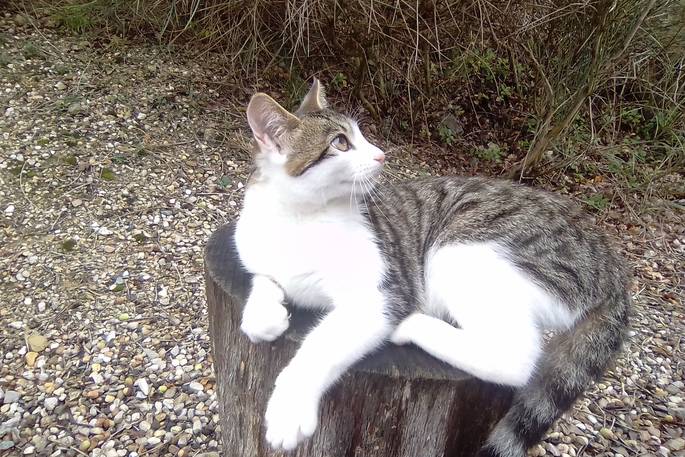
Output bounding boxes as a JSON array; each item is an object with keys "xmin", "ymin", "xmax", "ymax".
[
  {"xmin": 247, "ymin": 93, "xmax": 300, "ymax": 155},
  {"xmin": 296, "ymin": 78, "xmax": 328, "ymax": 115}
]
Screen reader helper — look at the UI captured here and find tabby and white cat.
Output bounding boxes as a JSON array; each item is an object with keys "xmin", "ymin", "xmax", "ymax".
[{"xmin": 234, "ymin": 79, "xmax": 631, "ymax": 457}]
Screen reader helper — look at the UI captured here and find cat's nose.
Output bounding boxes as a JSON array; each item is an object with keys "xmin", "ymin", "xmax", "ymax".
[{"xmin": 374, "ymin": 152, "xmax": 385, "ymax": 164}]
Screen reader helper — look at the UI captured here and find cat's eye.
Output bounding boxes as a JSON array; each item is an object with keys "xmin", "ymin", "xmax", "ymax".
[{"xmin": 331, "ymin": 134, "xmax": 350, "ymax": 151}]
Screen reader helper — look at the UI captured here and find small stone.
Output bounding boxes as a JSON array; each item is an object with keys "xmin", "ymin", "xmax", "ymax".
[
  {"xmin": 31, "ymin": 436, "xmax": 47, "ymax": 452},
  {"xmin": 544, "ymin": 442, "xmax": 560, "ymax": 457},
  {"xmin": 4, "ymin": 205, "xmax": 14, "ymax": 216},
  {"xmin": 95, "ymin": 225, "xmax": 113, "ymax": 236},
  {"xmin": 158, "ymin": 385, "xmax": 167, "ymax": 394},
  {"xmin": 3, "ymin": 391, "xmax": 19, "ymax": 404},
  {"xmin": 0, "ymin": 441, "xmax": 15, "ymax": 451},
  {"xmin": 25, "ymin": 352, "xmax": 38, "ymax": 367},
  {"xmin": 23, "ymin": 445, "xmax": 35, "ymax": 454},
  {"xmin": 67, "ymin": 102, "xmax": 83, "ymax": 114},
  {"xmin": 599, "ymin": 427, "xmax": 616, "ymax": 440},
  {"xmin": 188, "ymin": 382, "xmax": 203, "ymax": 393},
  {"xmin": 27, "ymin": 334, "xmax": 48, "ymax": 352},
  {"xmin": 55, "ymin": 81, "xmax": 66, "ymax": 91},
  {"xmin": 85, "ymin": 390, "xmax": 100, "ymax": 399},
  {"xmin": 666, "ymin": 438, "xmax": 685, "ymax": 451},
  {"xmin": 673, "ymin": 408, "xmax": 685, "ymax": 421},
  {"xmin": 139, "ymin": 420, "xmax": 151, "ymax": 432},
  {"xmin": 79, "ymin": 439, "xmax": 90, "ymax": 452},
  {"xmin": 135, "ymin": 378, "xmax": 150, "ymax": 396},
  {"xmin": 177, "ymin": 434, "xmax": 189, "ymax": 447},
  {"xmin": 44, "ymin": 397, "xmax": 59, "ymax": 411},
  {"xmin": 145, "ymin": 437, "xmax": 161, "ymax": 447},
  {"xmin": 572, "ymin": 435, "xmax": 589, "ymax": 446},
  {"xmin": 105, "ymin": 394, "xmax": 116, "ymax": 403},
  {"xmin": 118, "ymin": 313, "xmax": 130, "ymax": 321},
  {"xmin": 43, "ymin": 382, "xmax": 55, "ymax": 394},
  {"xmin": 14, "ymin": 14, "xmax": 28, "ymax": 26}
]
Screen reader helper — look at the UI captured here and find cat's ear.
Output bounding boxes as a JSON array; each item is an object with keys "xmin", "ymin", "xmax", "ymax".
[
  {"xmin": 247, "ymin": 93, "xmax": 300, "ymax": 153},
  {"xmin": 296, "ymin": 78, "xmax": 328, "ymax": 115}
]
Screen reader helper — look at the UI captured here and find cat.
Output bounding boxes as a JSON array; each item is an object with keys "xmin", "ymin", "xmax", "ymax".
[{"xmin": 234, "ymin": 79, "xmax": 631, "ymax": 457}]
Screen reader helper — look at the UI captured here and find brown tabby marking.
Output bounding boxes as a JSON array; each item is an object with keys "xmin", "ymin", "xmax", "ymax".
[{"xmin": 283, "ymin": 111, "xmax": 350, "ymax": 177}]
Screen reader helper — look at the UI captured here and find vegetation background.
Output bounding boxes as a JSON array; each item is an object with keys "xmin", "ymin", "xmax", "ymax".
[{"xmin": 30, "ymin": 0, "xmax": 685, "ymax": 213}]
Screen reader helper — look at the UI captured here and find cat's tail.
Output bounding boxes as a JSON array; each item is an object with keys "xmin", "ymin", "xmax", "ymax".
[{"xmin": 477, "ymin": 290, "xmax": 631, "ymax": 457}]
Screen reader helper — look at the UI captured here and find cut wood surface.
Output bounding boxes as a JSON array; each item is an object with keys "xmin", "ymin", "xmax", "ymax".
[{"xmin": 205, "ymin": 223, "xmax": 513, "ymax": 456}]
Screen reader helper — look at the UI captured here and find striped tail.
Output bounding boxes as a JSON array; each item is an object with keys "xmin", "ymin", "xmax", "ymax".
[{"xmin": 478, "ymin": 291, "xmax": 631, "ymax": 457}]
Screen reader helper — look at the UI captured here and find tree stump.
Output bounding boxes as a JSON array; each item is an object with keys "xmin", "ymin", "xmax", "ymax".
[{"xmin": 205, "ymin": 223, "xmax": 514, "ymax": 457}]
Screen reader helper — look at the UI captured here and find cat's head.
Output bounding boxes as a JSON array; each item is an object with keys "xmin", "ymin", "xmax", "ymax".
[{"xmin": 246, "ymin": 79, "xmax": 385, "ymax": 204}]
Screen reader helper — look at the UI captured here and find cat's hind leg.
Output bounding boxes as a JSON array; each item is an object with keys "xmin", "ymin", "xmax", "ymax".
[
  {"xmin": 391, "ymin": 243, "xmax": 549, "ymax": 387},
  {"xmin": 391, "ymin": 312, "xmax": 540, "ymax": 386}
]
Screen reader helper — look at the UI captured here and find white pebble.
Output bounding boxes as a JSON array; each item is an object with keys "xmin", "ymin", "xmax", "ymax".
[
  {"xmin": 44, "ymin": 397, "xmax": 59, "ymax": 411},
  {"xmin": 188, "ymin": 382, "xmax": 203, "ymax": 393},
  {"xmin": 134, "ymin": 378, "xmax": 150, "ymax": 396},
  {"xmin": 145, "ymin": 437, "xmax": 160, "ymax": 447}
]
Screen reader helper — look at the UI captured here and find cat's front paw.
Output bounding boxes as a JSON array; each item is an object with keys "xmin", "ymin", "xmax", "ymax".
[
  {"xmin": 241, "ymin": 301, "xmax": 290, "ymax": 343},
  {"xmin": 264, "ymin": 368, "xmax": 319, "ymax": 450}
]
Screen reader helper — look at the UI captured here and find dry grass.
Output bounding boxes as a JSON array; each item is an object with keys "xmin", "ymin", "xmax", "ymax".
[{"xmin": 20, "ymin": 0, "xmax": 685, "ymax": 186}]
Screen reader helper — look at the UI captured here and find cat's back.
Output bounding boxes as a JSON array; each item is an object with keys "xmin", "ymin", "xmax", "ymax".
[
  {"xmin": 373, "ymin": 175, "xmax": 592, "ymax": 243},
  {"xmin": 368, "ymin": 175, "xmax": 630, "ymax": 311}
]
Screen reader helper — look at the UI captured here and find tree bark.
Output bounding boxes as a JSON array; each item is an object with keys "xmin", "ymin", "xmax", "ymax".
[{"xmin": 205, "ymin": 223, "xmax": 513, "ymax": 457}]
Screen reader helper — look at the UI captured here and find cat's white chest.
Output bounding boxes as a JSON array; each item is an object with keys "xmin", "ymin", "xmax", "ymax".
[{"xmin": 235, "ymin": 190, "xmax": 384, "ymax": 310}]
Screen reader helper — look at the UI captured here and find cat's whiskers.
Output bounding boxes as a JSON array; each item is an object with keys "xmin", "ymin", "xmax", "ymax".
[
  {"xmin": 360, "ymin": 174, "xmax": 391, "ymax": 224},
  {"xmin": 349, "ymin": 174, "xmax": 358, "ymax": 210}
]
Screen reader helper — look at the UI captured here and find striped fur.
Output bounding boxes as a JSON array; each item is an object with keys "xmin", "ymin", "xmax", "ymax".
[{"xmin": 365, "ymin": 178, "xmax": 631, "ymax": 456}]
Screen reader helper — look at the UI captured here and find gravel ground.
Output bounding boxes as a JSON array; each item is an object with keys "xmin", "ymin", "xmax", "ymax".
[{"xmin": 1, "ymin": 12, "xmax": 684, "ymax": 457}]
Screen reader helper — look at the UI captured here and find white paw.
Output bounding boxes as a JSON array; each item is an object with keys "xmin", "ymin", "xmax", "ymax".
[
  {"xmin": 264, "ymin": 368, "xmax": 319, "ymax": 450},
  {"xmin": 241, "ymin": 301, "xmax": 290, "ymax": 343},
  {"xmin": 390, "ymin": 313, "xmax": 428, "ymax": 345}
]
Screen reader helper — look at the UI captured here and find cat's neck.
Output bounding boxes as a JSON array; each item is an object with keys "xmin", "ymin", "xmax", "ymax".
[{"xmin": 244, "ymin": 181, "xmax": 365, "ymax": 220}]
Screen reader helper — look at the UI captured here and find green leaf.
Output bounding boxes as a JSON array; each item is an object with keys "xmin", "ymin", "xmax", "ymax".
[
  {"xmin": 61, "ymin": 239, "xmax": 77, "ymax": 252},
  {"xmin": 101, "ymin": 167, "xmax": 116, "ymax": 181},
  {"xmin": 218, "ymin": 176, "xmax": 232, "ymax": 188}
]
